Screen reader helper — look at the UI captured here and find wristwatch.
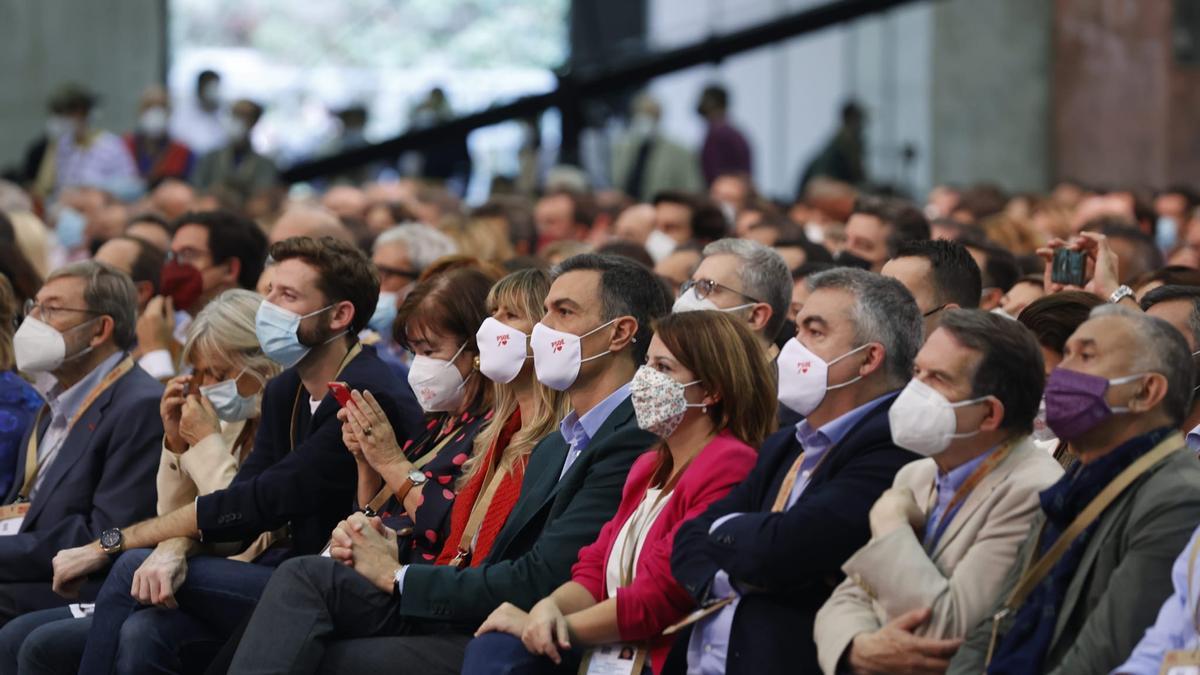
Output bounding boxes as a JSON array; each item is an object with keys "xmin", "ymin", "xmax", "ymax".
[
  {"xmin": 1108, "ymin": 285, "xmax": 1134, "ymax": 305},
  {"xmin": 99, "ymin": 528, "xmax": 124, "ymax": 555},
  {"xmin": 395, "ymin": 469, "xmax": 429, "ymax": 502}
]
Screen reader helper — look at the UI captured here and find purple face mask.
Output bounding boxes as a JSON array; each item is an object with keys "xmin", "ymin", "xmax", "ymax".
[{"xmin": 1043, "ymin": 368, "xmax": 1143, "ymax": 441}]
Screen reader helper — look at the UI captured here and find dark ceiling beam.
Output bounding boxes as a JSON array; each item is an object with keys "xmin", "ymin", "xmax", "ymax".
[{"xmin": 282, "ymin": 0, "xmax": 928, "ymax": 183}]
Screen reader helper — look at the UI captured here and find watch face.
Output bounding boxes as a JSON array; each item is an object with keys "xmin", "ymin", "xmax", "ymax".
[
  {"xmin": 408, "ymin": 470, "xmax": 428, "ymax": 485},
  {"xmin": 100, "ymin": 529, "xmax": 121, "ymax": 549}
]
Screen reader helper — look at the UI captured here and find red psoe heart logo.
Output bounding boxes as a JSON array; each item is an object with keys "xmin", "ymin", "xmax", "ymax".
[
  {"xmin": 798, "ymin": 361, "xmax": 812, "ymax": 374},
  {"xmin": 551, "ymin": 338, "xmax": 565, "ymax": 353},
  {"xmin": 497, "ymin": 334, "xmax": 510, "ymax": 346}
]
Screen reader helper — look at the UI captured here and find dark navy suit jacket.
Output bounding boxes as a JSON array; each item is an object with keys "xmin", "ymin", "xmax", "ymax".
[
  {"xmin": 1, "ymin": 360, "xmax": 164, "ymax": 582},
  {"xmin": 669, "ymin": 393, "xmax": 919, "ymax": 675},
  {"xmin": 196, "ymin": 344, "xmax": 422, "ymax": 558}
]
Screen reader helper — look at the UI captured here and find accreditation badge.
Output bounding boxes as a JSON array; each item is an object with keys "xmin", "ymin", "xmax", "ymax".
[
  {"xmin": 579, "ymin": 642, "xmax": 648, "ymax": 675},
  {"xmin": 0, "ymin": 502, "xmax": 29, "ymax": 536},
  {"xmin": 1161, "ymin": 650, "xmax": 1200, "ymax": 675}
]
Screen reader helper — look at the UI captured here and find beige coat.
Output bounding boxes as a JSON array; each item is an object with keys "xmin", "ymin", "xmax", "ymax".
[
  {"xmin": 814, "ymin": 437, "xmax": 1063, "ymax": 675},
  {"xmin": 156, "ymin": 420, "xmax": 275, "ymax": 562}
]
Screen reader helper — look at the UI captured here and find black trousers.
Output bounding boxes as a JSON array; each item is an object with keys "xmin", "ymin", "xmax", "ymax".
[{"xmin": 222, "ymin": 556, "xmax": 470, "ymax": 675}]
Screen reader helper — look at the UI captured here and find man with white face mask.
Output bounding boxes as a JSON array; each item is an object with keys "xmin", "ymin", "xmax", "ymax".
[
  {"xmin": 671, "ymin": 268, "xmax": 922, "ymax": 675},
  {"xmin": 171, "ymin": 70, "xmax": 227, "ymax": 156},
  {"xmin": 673, "ymin": 238, "xmax": 791, "ymax": 358},
  {"xmin": 0, "ymin": 261, "xmax": 163, "ymax": 622},
  {"xmin": 192, "ymin": 99, "xmax": 279, "ymax": 200},
  {"xmin": 610, "ymin": 92, "xmax": 703, "ymax": 202},
  {"xmin": 814, "ymin": 309, "xmax": 1063, "ymax": 674}
]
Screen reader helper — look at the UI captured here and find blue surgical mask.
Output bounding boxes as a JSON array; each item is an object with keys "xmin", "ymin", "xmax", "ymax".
[
  {"xmin": 1156, "ymin": 216, "xmax": 1179, "ymax": 251},
  {"xmin": 56, "ymin": 206, "xmax": 86, "ymax": 251},
  {"xmin": 255, "ymin": 300, "xmax": 333, "ymax": 368},
  {"xmin": 200, "ymin": 370, "xmax": 261, "ymax": 422},
  {"xmin": 367, "ymin": 292, "xmax": 398, "ymax": 336}
]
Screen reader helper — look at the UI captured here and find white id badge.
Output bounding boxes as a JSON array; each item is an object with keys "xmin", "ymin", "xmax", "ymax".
[
  {"xmin": 68, "ymin": 603, "xmax": 95, "ymax": 618},
  {"xmin": 579, "ymin": 643, "xmax": 647, "ymax": 675},
  {"xmin": 0, "ymin": 516, "xmax": 24, "ymax": 536}
]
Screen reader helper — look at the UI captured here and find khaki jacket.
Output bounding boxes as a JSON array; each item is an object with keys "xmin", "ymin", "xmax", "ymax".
[{"xmin": 814, "ymin": 437, "xmax": 1063, "ymax": 674}]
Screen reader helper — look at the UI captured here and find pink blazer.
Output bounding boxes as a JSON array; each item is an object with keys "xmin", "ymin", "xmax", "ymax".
[{"xmin": 571, "ymin": 430, "xmax": 757, "ymax": 674}]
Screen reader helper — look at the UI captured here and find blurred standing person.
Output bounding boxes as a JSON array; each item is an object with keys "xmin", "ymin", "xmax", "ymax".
[
  {"xmin": 696, "ymin": 85, "xmax": 752, "ymax": 186},
  {"xmin": 51, "ymin": 84, "xmax": 138, "ymax": 195},
  {"xmin": 611, "ymin": 93, "xmax": 703, "ymax": 202},
  {"xmin": 171, "ymin": 70, "xmax": 226, "ymax": 157},
  {"xmin": 799, "ymin": 101, "xmax": 867, "ymax": 196},
  {"xmin": 123, "ymin": 85, "xmax": 194, "ymax": 185},
  {"xmin": 0, "ymin": 276, "xmax": 41, "ymax": 499},
  {"xmin": 22, "ymin": 95, "xmax": 69, "ymax": 200},
  {"xmin": 192, "ymin": 100, "xmax": 279, "ymax": 202},
  {"xmin": 406, "ymin": 88, "xmax": 472, "ymax": 195}
]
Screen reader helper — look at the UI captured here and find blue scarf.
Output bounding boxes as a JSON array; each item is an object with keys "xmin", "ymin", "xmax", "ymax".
[{"xmin": 987, "ymin": 427, "xmax": 1175, "ymax": 674}]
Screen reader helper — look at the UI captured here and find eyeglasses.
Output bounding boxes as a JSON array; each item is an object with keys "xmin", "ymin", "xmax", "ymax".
[
  {"xmin": 23, "ymin": 300, "xmax": 101, "ymax": 324},
  {"xmin": 680, "ymin": 279, "xmax": 761, "ymax": 304},
  {"xmin": 166, "ymin": 248, "xmax": 211, "ymax": 267},
  {"xmin": 376, "ymin": 264, "xmax": 419, "ymax": 283}
]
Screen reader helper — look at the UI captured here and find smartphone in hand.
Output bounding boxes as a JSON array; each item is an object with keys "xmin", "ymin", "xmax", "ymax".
[
  {"xmin": 328, "ymin": 382, "xmax": 353, "ymax": 408},
  {"xmin": 1051, "ymin": 249, "xmax": 1086, "ymax": 287}
]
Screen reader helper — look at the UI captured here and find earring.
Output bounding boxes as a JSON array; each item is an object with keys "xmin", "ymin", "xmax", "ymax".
[{"xmin": 701, "ymin": 405, "xmax": 707, "ymax": 414}]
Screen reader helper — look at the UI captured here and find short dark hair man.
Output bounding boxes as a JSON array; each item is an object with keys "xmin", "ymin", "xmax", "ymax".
[
  {"xmin": 50, "ymin": 237, "xmax": 423, "ymax": 672},
  {"xmin": 653, "ymin": 191, "xmax": 727, "ymax": 247},
  {"xmin": 93, "ymin": 235, "xmax": 166, "ymax": 314},
  {"xmin": 221, "ymin": 254, "xmax": 668, "ymax": 674},
  {"xmin": 138, "ymin": 210, "xmax": 268, "ymax": 379},
  {"xmin": 882, "ymin": 239, "xmax": 982, "ymax": 339},
  {"xmin": 1142, "ymin": 284, "xmax": 1200, "ymax": 449},
  {"xmin": 843, "ymin": 196, "xmax": 931, "ymax": 272},
  {"xmin": 966, "ymin": 241, "xmax": 1020, "ymax": 312}
]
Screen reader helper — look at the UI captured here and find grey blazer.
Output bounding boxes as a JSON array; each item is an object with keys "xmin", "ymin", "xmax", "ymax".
[{"xmin": 948, "ymin": 443, "xmax": 1200, "ymax": 675}]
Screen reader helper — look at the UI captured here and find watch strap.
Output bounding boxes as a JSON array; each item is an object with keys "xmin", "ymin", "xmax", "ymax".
[{"xmin": 1109, "ymin": 285, "xmax": 1134, "ymax": 304}]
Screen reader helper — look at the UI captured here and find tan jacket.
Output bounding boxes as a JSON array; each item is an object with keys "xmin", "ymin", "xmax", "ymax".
[
  {"xmin": 156, "ymin": 420, "xmax": 275, "ymax": 562},
  {"xmin": 814, "ymin": 437, "xmax": 1063, "ymax": 675},
  {"xmin": 156, "ymin": 421, "xmax": 246, "ymax": 514}
]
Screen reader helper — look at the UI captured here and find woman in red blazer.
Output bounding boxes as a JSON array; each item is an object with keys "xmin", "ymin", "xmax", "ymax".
[{"xmin": 469, "ymin": 310, "xmax": 778, "ymax": 675}]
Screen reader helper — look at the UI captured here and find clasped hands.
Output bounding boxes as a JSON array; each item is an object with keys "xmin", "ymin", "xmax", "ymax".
[{"xmin": 329, "ymin": 511, "xmax": 403, "ymax": 594}]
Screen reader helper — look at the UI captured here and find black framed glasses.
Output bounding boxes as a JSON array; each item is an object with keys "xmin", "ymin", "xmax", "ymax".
[
  {"xmin": 23, "ymin": 300, "xmax": 100, "ymax": 324},
  {"xmin": 680, "ymin": 278, "xmax": 762, "ymax": 304},
  {"xmin": 376, "ymin": 264, "xmax": 419, "ymax": 284}
]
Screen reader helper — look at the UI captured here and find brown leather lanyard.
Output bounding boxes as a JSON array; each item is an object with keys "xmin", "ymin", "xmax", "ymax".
[{"xmin": 18, "ymin": 355, "xmax": 134, "ymax": 500}]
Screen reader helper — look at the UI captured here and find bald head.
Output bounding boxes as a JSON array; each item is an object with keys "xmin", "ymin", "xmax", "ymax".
[
  {"xmin": 151, "ymin": 180, "xmax": 196, "ymax": 222},
  {"xmin": 322, "ymin": 186, "xmax": 369, "ymax": 221},
  {"xmin": 613, "ymin": 204, "xmax": 656, "ymax": 246},
  {"xmin": 269, "ymin": 206, "xmax": 353, "ymax": 246}
]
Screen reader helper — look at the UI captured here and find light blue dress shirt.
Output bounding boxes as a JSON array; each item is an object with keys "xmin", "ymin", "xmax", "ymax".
[
  {"xmin": 557, "ymin": 383, "xmax": 631, "ymax": 478},
  {"xmin": 1187, "ymin": 423, "xmax": 1200, "ymax": 453},
  {"xmin": 29, "ymin": 351, "xmax": 126, "ymax": 498},
  {"xmin": 1114, "ymin": 523, "xmax": 1200, "ymax": 674},
  {"xmin": 687, "ymin": 392, "xmax": 896, "ymax": 675},
  {"xmin": 922, "ymin": 445, "xmax": 996, "ymax": 550}
]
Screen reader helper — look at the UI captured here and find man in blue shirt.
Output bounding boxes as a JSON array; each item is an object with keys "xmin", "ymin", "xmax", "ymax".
[
  {"xmin": 1115, "ymin": 524, "xmax": 1200, "ymax": 674},
  {"xmin": 670, "ymin": 268, "xmax": 923, "ymax": 675}
]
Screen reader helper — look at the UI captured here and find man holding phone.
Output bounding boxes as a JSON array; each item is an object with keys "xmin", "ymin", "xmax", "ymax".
[
  {"xmin": 50, "ymin": 236, "xmax": 423, "ymax": 673},
  {"xmin": 1040, "ymin": 231, "xmax": 1139, "ymax": 308}
]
